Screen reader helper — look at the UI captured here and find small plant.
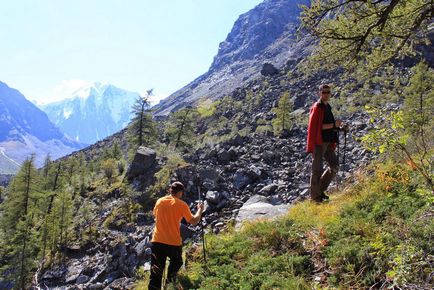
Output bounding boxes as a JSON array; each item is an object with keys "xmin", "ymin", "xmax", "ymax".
[{"xmin": 101, "ymin": 158, "xmax": 117, "ymax": 182}]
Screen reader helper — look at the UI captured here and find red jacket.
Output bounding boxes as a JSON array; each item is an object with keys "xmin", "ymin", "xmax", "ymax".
[{"xmin": 306, "ymin": 101, "xmax": 336, "ymax": 153}]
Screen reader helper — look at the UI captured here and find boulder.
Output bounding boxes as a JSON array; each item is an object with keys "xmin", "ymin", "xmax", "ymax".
[
  {"xmin": 247, "ymin": 165, "xmax": 262, "ymax": 180},
  {"xmin": 205, "ymin": 191, "xmax": 230, "ymax": 212},
  {"xmin": 205, "ymin": 191, "xmax": 221, "ymax": 204},
  {"xmin": 134, "ymin": 237, "xmax": 150, "ymax": 257},
  {"xmin": 217, "ymin": 149, "xmax": 231, "ymax": 163},
  {"xmin": 125, "ymin": 147, "xmax": 157, "ymax": 182},
  {"xmin": 235, "ymin": 195, "xmax": 292, "ymax": 230},
  {"xmin": 233, "ymin": 169, "xmax": 252, "ymax": 190},
  {"xmin": 65, "ymin": 261, "xmax": 84, "ymax": 283},
  {"xmin": 76, "ymin": 275, "xmax": 90, "ymax": 284},
  {"xmin": 260, "ymin": 63, "xmax": 279, "ymax": 76},
  {"xmin": 199, "ymin": 167, "xmax": 220, "ymax": 181},
  {"xmin": 258, "ymin": 183, "xmax": 278, "ymax": 196}
]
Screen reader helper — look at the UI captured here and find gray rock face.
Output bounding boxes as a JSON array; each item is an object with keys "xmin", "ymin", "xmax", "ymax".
[
  {"xmin": 152, "ymin": 0, "xmax": 312, "ymax": 116},
  {"xmin": 126, "ymin": 146, "xmax": 157, "ymax": 182},
  {"xmin": 210, "ymin": 0, "xmax": 309, "ymax": 71},
  {"xmin": 235, "ymin": 195, "xmax": 292, "ymax": 229}
]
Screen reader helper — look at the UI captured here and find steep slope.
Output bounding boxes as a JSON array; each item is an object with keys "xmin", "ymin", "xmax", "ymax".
[
  {"xmin": 0, "ymin": 81, "xmax": 83, "ymax": 173},
  {"xmin": 41, "ymin": 82, "xmax": 140, "ymax": 144},
  {"xmin": 19, "ymin": 1, "xmax": 434, "ymax": 289},
  {"xmin": 153, "ymin": 0, "xmax": 311, "ymax": 116}
]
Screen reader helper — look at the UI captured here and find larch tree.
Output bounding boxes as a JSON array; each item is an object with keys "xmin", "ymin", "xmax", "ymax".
[
  {"xmin": 301, "ymin": 0, "xmax": 434, "ymax": 73},
  {"xmin": 164, "ymin": 107, "xmax": 198, "ymax": 150},
  {"xmin": 128, "ymin": 89, "xmax": 157, "ymax": 148},
  {"xmin": 272, "ymin": 91, "xmax": 293, "ymax": 135},
  {"xmin": 0, "ymin": 157, "xmax": 41, "ymax": 289}
]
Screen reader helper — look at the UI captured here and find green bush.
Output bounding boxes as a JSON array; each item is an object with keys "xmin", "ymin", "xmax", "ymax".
[{"xmin": 324, "ymin": 163, "xmax": 433, "ymax": 287}]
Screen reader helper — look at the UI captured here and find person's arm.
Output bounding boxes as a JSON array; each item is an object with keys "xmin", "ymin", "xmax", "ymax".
[
  {"xmin": 322, "ymin": 120, "xmax": 342, "ymax": 130},
  {"xmin": 188, "ymin": 202, "xmax": 204, "ymax": 226}
]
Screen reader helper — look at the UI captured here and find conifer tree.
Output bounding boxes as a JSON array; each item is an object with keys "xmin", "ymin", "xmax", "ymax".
[
  {"xmin": 301, "ymin": 0, "xmax": 434, "ymax": 73},
  {"xmin": 0, "ymin": 157, "xmax": 41, "ymax": 289},
  {"xmin": 111, "ymin": 140, "xmax": 122, "ymax": 159},
  {"xmin": 272, "ymin": 92, "xmax": 293, "ymax": 135},
  {"xmin": 41, "ymin": 161, "xmax": 65, "ymax": 257},
  {"xmin": 42, "ymin": 154, "xmax": 52, "ymax": 190},
  {"xmin": 128, "ymin": 89, "xmax": 157, "ymax": 148},
  {"xmin": 165, "ymin": 107, "xmax": 198, "ymax": 150},
  {"xmin": 56, "ymin": 188, "xmax": 73, "ymax": 254}
]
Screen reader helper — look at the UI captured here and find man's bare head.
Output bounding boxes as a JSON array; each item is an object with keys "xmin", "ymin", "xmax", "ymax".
[{"xmin": 319, "ymin": 84, "xmax": 331, "ymax": 103}]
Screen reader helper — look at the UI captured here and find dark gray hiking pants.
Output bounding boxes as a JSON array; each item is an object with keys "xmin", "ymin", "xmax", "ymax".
[{"xmin": 310, "ymin": 142, "xmax": 338, "ymax": 201}]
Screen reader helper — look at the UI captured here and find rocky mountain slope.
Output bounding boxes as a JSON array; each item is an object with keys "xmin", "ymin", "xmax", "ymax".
[
  {"xmin": 0, "ymin": 81, "xmax": 83, "ymax": 173},
  {"xmin": 36, "ymin": 69, "xmax": 374, "ymax": 288},
  {"xmin": 153, "ymin": 0, "xmax": 311, "ymax": 116},
  {"xmin": 11, "ymin": 0, "xmax": 433, "ymax": 289},
  {"xmin": 41, "ymin": 82, "xmax": 140, "ymax": 145}
]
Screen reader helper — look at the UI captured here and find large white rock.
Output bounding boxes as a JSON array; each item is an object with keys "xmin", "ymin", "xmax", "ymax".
[{"xmin": 235, "ymin": 195, "xmax": 291, "ymax": 230}]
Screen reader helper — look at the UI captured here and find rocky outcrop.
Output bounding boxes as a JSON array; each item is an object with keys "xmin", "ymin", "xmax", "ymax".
[
  {"xmin": 152, "ymin": 0, "xmax": 312, "ymax": 116},
  {"xmin": 126, "ymin": 146, "xmax": 157, "ymax": 182},
  {"xmin": 210, "ymin": 0, "xmax": 309, "ymax": 72},
  {"xmin": 261, "ymin": 63, "xmax": 279, "ymax": 76},
  {"xmin": 39, "ymin": 229, "xmax": 151, "ymax": 290}
]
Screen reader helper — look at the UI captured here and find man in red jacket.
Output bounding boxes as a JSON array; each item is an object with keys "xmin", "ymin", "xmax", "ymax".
[{"xmin": 306, "ymin": 84, "xmax": 344, "ymax": 202}]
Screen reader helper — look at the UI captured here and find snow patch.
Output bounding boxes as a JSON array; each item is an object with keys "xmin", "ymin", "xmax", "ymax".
[
  {"xmin": 0, "ymin": 147, "xmax": 21, "ymax": 166},
  {"xmin": 63, "ymin": 108, "xmax": 72, "ymax": 119}
]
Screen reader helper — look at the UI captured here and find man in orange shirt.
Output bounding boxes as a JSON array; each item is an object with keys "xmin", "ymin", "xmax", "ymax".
[{"xmin": 148, "ymin": 181, "xmax": 204, "ymax": 289}]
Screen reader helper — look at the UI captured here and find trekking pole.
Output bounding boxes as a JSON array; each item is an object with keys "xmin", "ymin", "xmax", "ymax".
[
  {"xmin": 343, "ymin": 128, "xmax": 347, "ymax": 176},
  {"xmin": 336, "ymin": 129, "xmax": 340, "ymax": 191},
  {"xmin": 197, "ymin": 186, "xmax": 207, "ymax": 265}
]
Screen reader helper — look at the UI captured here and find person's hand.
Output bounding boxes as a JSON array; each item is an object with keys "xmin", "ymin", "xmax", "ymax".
[
  {"xmin": 335, "ymin": 120, "xmax": 343, "ymax": 127},
  {"xmin": 197, "ymin": 201, "xmax": 204, "ymax": 213},
  {"xmin": 341, "ymin": 124, "xmax": 349, "ymax": 133}
]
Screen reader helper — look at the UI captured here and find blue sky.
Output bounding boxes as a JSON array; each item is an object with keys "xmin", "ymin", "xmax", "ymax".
[{"xmin": 0, "ymin": 0, "xmax": 263, "ymax": 105}]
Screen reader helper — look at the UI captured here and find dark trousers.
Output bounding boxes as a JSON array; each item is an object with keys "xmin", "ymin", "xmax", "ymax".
[
  {"xmin": 148, "ymin": 242, "xmax": 183, "ymax": 290},
  {"xmin": 310, "ymin": 143, "xmax": 338, "ymax": 201}
]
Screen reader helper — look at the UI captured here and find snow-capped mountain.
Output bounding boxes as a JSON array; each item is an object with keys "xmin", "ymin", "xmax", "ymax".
[
  {"xmin": 41, "ymin": 82, "xmax": 140, "ymax": 144},
  {"xmin": 0, "ymin": 81, "xmax": 83, "ymax": 174}
]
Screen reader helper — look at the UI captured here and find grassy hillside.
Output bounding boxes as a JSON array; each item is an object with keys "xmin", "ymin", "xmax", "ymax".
[{"xmin": 137, "ymin": 161, "xmax": 433, "ymax": 289}]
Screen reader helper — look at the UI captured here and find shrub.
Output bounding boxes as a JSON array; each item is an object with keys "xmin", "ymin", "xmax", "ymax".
[
  {"xmin": 197, "ymin": 99, "xmax": 218, "ymax": 117},
  {"xmin": 101, "ymin": 158, "xmax": 117, "ymax": 181}
]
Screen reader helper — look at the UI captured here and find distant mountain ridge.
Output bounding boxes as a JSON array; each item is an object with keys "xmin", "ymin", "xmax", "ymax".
[
  {"xmin": 153, "ymin": 0, "xmax": 311, "ymax": 116},
  {"xmin": 41, "ymin": 82, "xmax": 140, "ymax": 145},
  {"xmin": 0, "ymin": 81, "xmax": 83, "ymax": 173}
]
